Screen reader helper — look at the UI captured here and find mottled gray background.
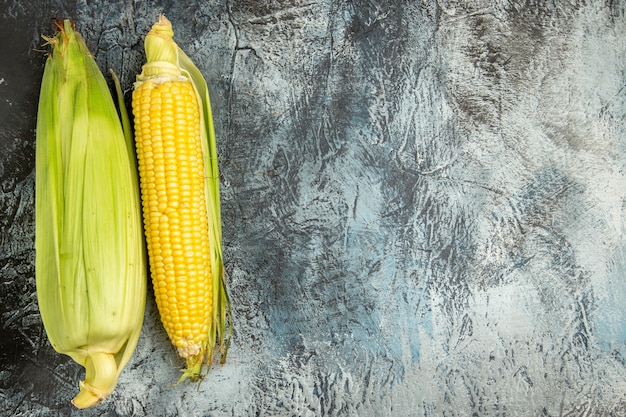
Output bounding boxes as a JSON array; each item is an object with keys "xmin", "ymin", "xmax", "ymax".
[{"xmin": 1, "ymin": 1, "xmax": 625, "ymax": 416}]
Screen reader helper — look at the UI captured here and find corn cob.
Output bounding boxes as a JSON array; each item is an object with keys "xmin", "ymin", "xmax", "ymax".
[
  {"xmin": 35, "ymin": 20, "xmax": 146, "ymax": 408},
  {"xmin": 132, "ymin": 15, "xmax": 230, "ymax": 382}
]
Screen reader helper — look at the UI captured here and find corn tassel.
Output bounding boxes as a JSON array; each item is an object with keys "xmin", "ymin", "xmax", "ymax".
[
  {"xmin": 35, "ymin": 20, "xmax": 146, "ymax": 408},
  {"xmin": 132, "ymin": 15, "xmax": 230, "ymax": 382}
]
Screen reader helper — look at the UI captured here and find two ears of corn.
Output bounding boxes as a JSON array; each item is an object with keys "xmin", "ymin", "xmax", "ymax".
[{"xmin": 35, "ymin": 16, "xmax": 231, "ymax": 409}]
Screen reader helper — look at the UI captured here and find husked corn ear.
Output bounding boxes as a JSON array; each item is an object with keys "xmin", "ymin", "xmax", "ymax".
[
  {"xmin": 134, "ymin": 79, "xmax": 211, "ymax": 358},
  {"xmin": 132, "ymin": 15, "xmax": 231, "ymax": 382},
  {"xmin": 35, "ymin": 20, "xmax": 146, "ymax": 408}
]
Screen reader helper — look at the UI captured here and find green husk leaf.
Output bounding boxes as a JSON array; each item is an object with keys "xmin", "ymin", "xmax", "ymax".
[{"xmin": 35, "ymin": 19, "xmax": 146, "ymax": 409}]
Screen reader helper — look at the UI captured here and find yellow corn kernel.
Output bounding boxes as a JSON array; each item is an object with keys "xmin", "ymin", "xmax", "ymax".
[
  {"xmin": 132, "ymin": 15, "xmax": 230, "ymax": 382},
  {"xmin": 132, "ymin": 79, "xmax": 212, "ymax": 359}
]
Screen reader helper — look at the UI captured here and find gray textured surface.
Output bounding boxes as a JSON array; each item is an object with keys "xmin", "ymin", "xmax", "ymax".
[{"xmin": 1, "ymin": 1, "xmax": 626, "ymax": 416}]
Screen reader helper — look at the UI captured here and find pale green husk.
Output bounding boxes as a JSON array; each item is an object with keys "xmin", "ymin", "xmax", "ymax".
[{"xmin": 35, "ymin": 20, "xmax": 146, "ymax": 409}]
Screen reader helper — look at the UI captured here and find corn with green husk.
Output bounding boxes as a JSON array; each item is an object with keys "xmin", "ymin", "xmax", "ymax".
[
  {"xmin": 131, "ymin": 15, "xmax": 230, "ymax": 382},
  {"xmin": 35, "ymin": 20, "xmax": 146, "ymax": 408}
]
